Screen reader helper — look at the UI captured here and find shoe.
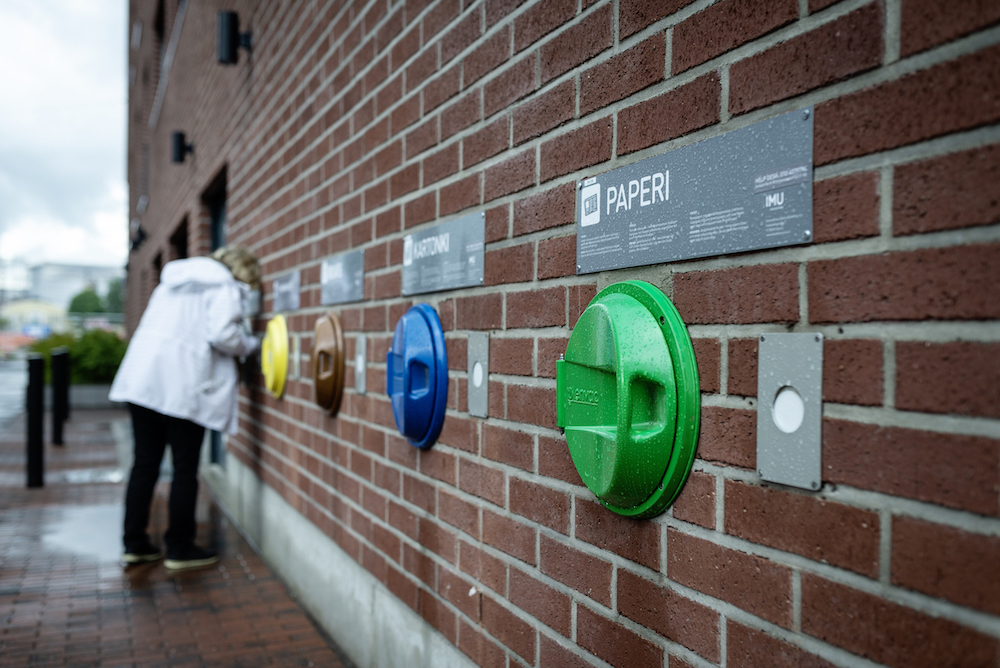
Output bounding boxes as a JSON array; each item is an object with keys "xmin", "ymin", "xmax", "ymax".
[
  {"xmin": 164, "ymin": 544, "xmax": 220, "ymax": 570},
  {"xmin": 123, "ymin": 543, "xmax": 163, "ymax": 564}
]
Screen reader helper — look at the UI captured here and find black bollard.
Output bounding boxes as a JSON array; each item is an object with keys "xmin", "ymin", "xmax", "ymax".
[
  {"xmin": 51, "ymin": 347, "xmax": 69, "ymax": 445},
  {"xmin": 26, "ymin": 354, "xmax": 44, "ymax": 487}
]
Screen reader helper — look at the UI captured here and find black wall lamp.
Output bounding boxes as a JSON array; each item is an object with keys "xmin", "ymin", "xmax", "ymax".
[
  {"xmin": 217, "ymin": 11, "xmax": 252, "ymax": 64},
  {"xmin": 171, "ymin": 132, "xmax": 194, "ymax": 163}
]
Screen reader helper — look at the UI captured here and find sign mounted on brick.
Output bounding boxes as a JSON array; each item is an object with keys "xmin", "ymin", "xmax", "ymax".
[
  {"xmin": 575, "ymin": 108, "xmax": 814, "ymax": 274},
  {"xmin": 320, "ymin": 248, "xmax": 364, "ymax": 306},
  {"xmin": 272, "ymin": 270, "xmax": 300, "ymax": 312},
  {"xmin": 401, "ymin": 212, "xmax": 485, "ymax": 296}
]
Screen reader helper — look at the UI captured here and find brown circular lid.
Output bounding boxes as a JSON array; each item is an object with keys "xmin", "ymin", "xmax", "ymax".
[{"xmin": 312, "ymin": 312, "xmax": 345, "ymax": 416}]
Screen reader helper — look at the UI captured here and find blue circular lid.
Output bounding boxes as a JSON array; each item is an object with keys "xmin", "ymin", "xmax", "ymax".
[{"xmin": 386, "ymin": 304, "xmax": 448, "ymax": 449}]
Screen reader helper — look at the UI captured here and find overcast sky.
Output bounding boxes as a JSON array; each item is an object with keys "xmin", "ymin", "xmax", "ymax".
[{"xmin": 0, "ymin": 1, "xmax": 127, "ymax": 269}]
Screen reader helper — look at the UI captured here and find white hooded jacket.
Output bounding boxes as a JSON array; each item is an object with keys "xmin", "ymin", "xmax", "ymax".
[{"xmin": 109, "ymin": 257, "xmax": 259, "ymax": 434}]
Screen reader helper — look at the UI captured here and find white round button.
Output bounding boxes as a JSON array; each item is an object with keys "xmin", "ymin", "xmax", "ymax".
[
  {"xmin": 472, "ymin": 361, "xmax": 484, "ymax": 388},
  {"xmin": 772, "ymin": 385, "xmax": 805, "ymax": 433}
]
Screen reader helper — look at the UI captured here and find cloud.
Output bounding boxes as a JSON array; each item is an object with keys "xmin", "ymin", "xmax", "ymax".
[{"xmin": 0, "ymin": 1, "xmax": 126, "ymax": 267}]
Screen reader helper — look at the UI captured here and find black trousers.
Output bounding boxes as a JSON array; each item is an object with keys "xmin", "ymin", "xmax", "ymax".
[{"xmin": 123, "ymin": 403, "xmax": 205, "ymax": 552}]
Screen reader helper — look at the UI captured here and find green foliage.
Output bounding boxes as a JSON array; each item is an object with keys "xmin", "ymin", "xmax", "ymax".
[
  {"xmin": 103, "ymin": 278, "xmax": 124, "ymax": 313},
  {"xmin": 68, "ymin": 288, "xmax": 103, "ymax": 314},
  {"xmin": 28, "ymin": 330, "xmax": 127, "ymax": 384}
]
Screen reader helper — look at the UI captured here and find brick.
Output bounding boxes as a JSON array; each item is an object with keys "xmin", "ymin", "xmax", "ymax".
[
  {"xmin": 375, "ymin": 207, "xmax": 401, "ymax": 238},
  {"xmin": 513, "ymin": 183, "xmax": 576, "ymax": 237},
  {"xmin": 897, "ymin": 341, "xmax": 1000, "ymax": 418},
  {"xmin": 419, "ymin": 516, "xmax": 458, "ymax": 562},
  {"xmin": 485, "ymin": 0, "xmax": 528, "ymax": 27},
  {"xmin": 420, "ymin": 593, "xmax": 457, "ymax": 641},
  {"xmin": 489, "ymin": 337, "xmax": 533, "ymax": 376},
  {"xmin": 464, "ymin": 26, "xmax": 509, "ymax": 87},
  {"xmin": 539, "ymin": 534, "xmax": 611, "ymax": 606},
  {"xmin": 670, "ymin": 470, "xmax": 715, "ymax": 529},
  {"xmin": 507, "ymin": 286, "xmax": 565, "ymax": 328},
  {"xmin": 673, "ymin": 0, "xmax": 797, "ymax": 73},
  {"xmin": 801, "ymin": 574, "xmax": 999, "ymax": 667},
  {"xmin": 537, "ymin": 337, "xmax": 569, "ymax": 379},
  {"xmin": 540, "ymin": 116, "xmax": 612, "ymax": 182},
  {"xmin": 692, "ymin": 338, "xmax": 720, "ymax": 394},
  {"xmin": 407, "ymin": 48, "xmax": 439, "ymax": 94},
  {"xmin": 893, "ymin": 516, "xmax": 1000, "ymax": 615},
  {"xmin": 730, "ymin": 4, "xmax": 883, "ymax": 115},
  {"xmin": 510, "ymin": 477, "xmax": 569, "ymax": 533},
  {"xmin": 728, "ymin": 621, "xmax": 837, "ymax": 668},
  {"xmin": 482, "ymin": 423, "xmax": 534, "ymax": 471},
  {"xmin": 617, "ymin": 72, "xmax": 721, "ymax": 155},
  {"xmin": 894, "ymin": 144, "xmax": 1000, "ymax": 236},
  {"xmin": 813, "ymin": 171, "xmax": 880, "ymax": 243},
  {"xmin": 673, "ymin": 264, "xmax": 799, "ymax": 324},
  {"xmin": 458, "ymin": 620, "xmax": 505, "ymax": 668},
  {"xmin": 426, "ymin": 65, "xmax": 462, "ymax": 113},
  {"xmin": 404, "ymin": 473, "xmax": 436, "ymax": 512},
  {"xmin": 540, "ymin": 4, "xmax": 612, "ymax": 83},
  {"xmin": 668, "ymin": 529, "xmax": 792, "ymax": 627},
  {"xmin": 514, "ymin": 0, "xmax": 575, "ymax": 52},
  {"xmin": 539, "ymin": 635, "xmax": 591, "ymax": 668},
  {"xmin": 456, "ymin": 293, "xmax": 503, "ymax": 330},
  {"xmin": 440, "ymin": 174, "xmax": 481, "ymax": 215},
  {"xmin": 575, "ymin": 498, "xmax": 660, "ymax": 569},
  {"xmin": 617, "ymin": 569, "xmax": 720, "ymax": 661},
  {"xmin": 538, "ymin": 434, "xmax": 584, "ymax": 486},
  {"xmin": 459, "ymin": 458, "xmax": 505, "ymax": 507},
  {"xmin": 423, "ymin": 142, "xmax": 460, "ymax": 185},
  {"xmin": 509, "ymin": 567, "xmax": 571, "ymax": 636},
  {"xmin": 815, "ymin": 43, "xmax": 1000, "ymax": 165},
  {"xmin": 725, "ymin": 480, "xmax": 880, "ymax": 577},
  {"xmin": 728, "ymin": 338, "xmax": 758, "ymax": 396},
  {"xmin": 440, "ymin": 91, "xmax": 481, "ymax": 141},
  {"xmin": 459, "ymin": 540, "xmax": 506, "ymax": 593},
  {"xmin": 405, "ymin": 192, "xmax": 436, "ymax": 227},
  {"xmin": 507, "ymin": 384, "xmax": 558, "ymax": 429},
  {"xmin": 580, "ymin": 35, "xmax": 665, "ymax": 115},
  {"xmin": 439, "ymin": 567, "xmax": 480, "ymax": 620},
  {"xmin": 901, "ymin": 0, "xmax": 1000, "ymax": 57},
  {"xmin": 481, "ymin": 596, "xmax": 535, "ymax": 661},
  {"xmin": 568, "ymin": 284, "xmax": 596, "ymax": 327},
  {"xmin": 536, "ymin": 235, "xmax": 575, "ymax": 280},
  {"xmin": 513, "ymin": 80, "xmax": 575, "ymax": 145},
  {"xmin": 441, "ymin": 8, "xmax": 480, "ymax": 65},
  {"xmin": 446, "ymin": 337, "xmax": 468, "ymax": 372},
  {"xmin": 482, "ymin": 510, "xmax": 536, "ymax": 564},
  {"xmin": 576, "ymin": 605, "xmax": 663, "ymax": 668},
  {"xmin": 406, "ymin": 117, "xmax": 438, "ymax": 158},
  {"xmin": 823, "ymin": 418, "xmax": 1000, "ymax": 517},
  {"xmin": 485, "ymin": 204, "xmax": 508, "ymax": 242},
  {"xmin": 463, "ymin": 116, "xmax": 509, "ymax": 168},
  {"xmin": 439, "ymin": 490, "xmax": 480, "ymax": 538},
  {"xmin": 391, "ymin": 163, "xmax": 420, "ymax": 198},
  {"xmin": 698, "ymin": 406, "xmax": 756, "ymax": 469},
  {"xmin": 485, "ymin": 242, "xmax": 534, "ymax": 286},
  {"xmin": 484, "ymin": 149, "xmax": 535, "ymax": 202},
  {"xmin": 392, "ymin": 23, "xmax": 420, "ymax": 71},
  {"xmin": 808, "ymin": 243, "xmax": 1000, "ymax": 323},
  {"xmin": 484, "ymin": 56, "xmax": 535, "ymax": 118},
  {"xmin": 824, "ymin": 339, "xmax": 882, "ymax": 406},
  {"xmin": 620, "ymin": 0, "xmax": 695, "ymax": 39}
]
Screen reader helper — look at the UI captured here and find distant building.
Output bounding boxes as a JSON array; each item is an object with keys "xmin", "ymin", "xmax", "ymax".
[
  {"xmin": 0, "ymin": 300, "xmax": 66, "ymax": 337},
  {"xmin": 28, "ymin": 263, "xmax": 123, "ymax": 311}
]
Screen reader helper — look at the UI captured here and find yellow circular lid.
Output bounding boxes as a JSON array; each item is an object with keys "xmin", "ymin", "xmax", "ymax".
[{"xmin": 261, "ymin": 314, "xmax": 288, "ymax": 398}]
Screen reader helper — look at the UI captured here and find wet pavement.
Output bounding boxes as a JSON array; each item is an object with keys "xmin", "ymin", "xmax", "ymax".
[{"xmin": 0, "ymin": 408, "xmax": 353, "ymax": 667}]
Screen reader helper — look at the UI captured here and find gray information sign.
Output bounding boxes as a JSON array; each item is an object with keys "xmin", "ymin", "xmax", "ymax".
[
  {"xmin": 320, "ymin": 248, "xmax": 364, "ymax": 305},
  {"xmin": 576, "ymin": 108, "xmax": 813, "ymax": 274},
  {"xmin": 272, "ymin": 270, "xmax": 300, "ymax": 312},
  {"xmin": 402, "ymin": 212, "xmax": 485, "ymax": 296}
]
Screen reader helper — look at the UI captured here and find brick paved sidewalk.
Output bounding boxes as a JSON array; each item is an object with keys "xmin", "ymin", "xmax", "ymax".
[{"xmin": 0, "ymin": 409, "xmax": 352, "ymax": 667}]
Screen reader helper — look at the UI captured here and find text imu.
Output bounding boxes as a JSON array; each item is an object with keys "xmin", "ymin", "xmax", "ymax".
[{"xmin": 606, "ymin": 170, "xmax": 670, "ymax": 214}]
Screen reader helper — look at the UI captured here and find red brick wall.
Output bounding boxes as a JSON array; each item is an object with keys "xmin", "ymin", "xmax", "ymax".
[{"xmin": 128, "ymin": 0, "xmax": 1000, "ymax": 665}]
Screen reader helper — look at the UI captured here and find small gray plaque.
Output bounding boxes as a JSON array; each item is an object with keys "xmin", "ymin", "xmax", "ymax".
[
  {"xmin": 354, "ymin": 334, "xmax": 366, "ymax": 395},
  {"xmin": 467, "ymin": 333, "xmax": 489, "ymax": 418},
  {"xmin": 321, "ymin": 249, "xmax": 364, "ymax": 305},
  {"xmin": 273, "ymin": 271, "xmax": 301, "ymax": 312},
  {"xmin": 757, "ymin": 332, "xmax": 823, "ymax": 491},
  {"xmin": 402, "ymin": 212, "xmax": 485, "ymax": 296},
  {"xmin": 576, "ymin": 108, "xmax": 813, "ymax": 273}
]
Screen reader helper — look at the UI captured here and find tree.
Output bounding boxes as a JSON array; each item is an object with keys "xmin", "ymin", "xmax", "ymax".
[
  {"xmin": 103, "ymin": 278, "xmax": 124, "ymax": 313},
  {"xmin": 68, "ymin": 288, "xmax": 103, "ymax": 314}
]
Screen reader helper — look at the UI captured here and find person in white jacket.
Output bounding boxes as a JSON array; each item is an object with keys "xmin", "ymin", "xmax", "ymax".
[{"xmin": 110, "ymin": 246, "xmax": 260, "ymax": 569}]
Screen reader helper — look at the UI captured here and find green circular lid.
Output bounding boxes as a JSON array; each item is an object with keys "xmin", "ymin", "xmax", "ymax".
[{"xmin": 556, "ymin": 280, "xmax": 700, "ymax": 518}]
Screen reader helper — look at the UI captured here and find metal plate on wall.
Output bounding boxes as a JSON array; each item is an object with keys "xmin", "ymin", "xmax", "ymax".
[
  {"xmin": 467, "ymin": 332, "xmax": 489, "ymax": 418},
  {"xmin": 402, "ymin": 212, "xmax": 485, "ymax": 296},
  {"xmin": 321, "ymin": 249, "xmax": 364, "ymax": 305},
  {"xmin": 273, "ymin": 270, "xmax": 300, "ymax": 312},
  {"xmin": 355, "ymin": 334, "xmax": 366, "ymax": 395},
  {"xmin": 757, "ymin": 332, "xmax": 823, "ymax": 490},
  {"xmin": 576, "ymin": 108, "xmax": 813, "ymax": 274}
]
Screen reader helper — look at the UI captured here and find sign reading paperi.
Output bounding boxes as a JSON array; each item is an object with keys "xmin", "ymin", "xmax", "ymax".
[
  {"xmin": 402, "ymin": 212, "xmax": 485, "ymax": 296},
  {"xmin": 320, "ymin": 248, "xmax": 364, "ymax": 305},
  {"xmin": 576, "ymin": 108, "xmax": 813, "ymax": 274}
]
